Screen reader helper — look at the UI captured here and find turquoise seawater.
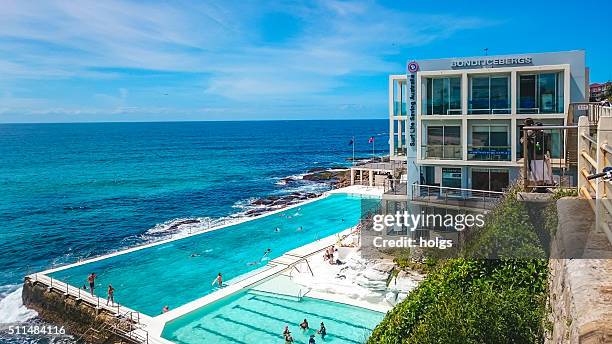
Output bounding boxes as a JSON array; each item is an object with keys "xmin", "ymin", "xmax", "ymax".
[
  {"xmin": 49, "ymin": 193, "xmax": 378, "ymax": 316},
  {"xmin": 162, "ymin": 288, "xmax": 384, "ymax": 344}
]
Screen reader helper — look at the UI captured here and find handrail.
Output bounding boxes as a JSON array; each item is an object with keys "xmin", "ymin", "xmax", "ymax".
[
  {"xmin": 577, "ymin": 109, "xmax": 612, "ymax": 247},
  {"xmin": 581, "ymin": 151, "xmax": 597, "ymax": 169}
]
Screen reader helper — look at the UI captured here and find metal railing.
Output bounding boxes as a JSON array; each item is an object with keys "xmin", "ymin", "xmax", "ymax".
[
  {"xmin": 26, "ymin": 274, "xmax": 148, "ymax": 343},
  {"xmin": 420, "ymin": 144, "xmax": 462, "ymax": 160},
  {"xmin": 409, "ymin": 184, "xmax": 504, "ymax": 210},
  {"xmin": 569, "ymin": 102, "xmax": 611, "ymax": 125}
]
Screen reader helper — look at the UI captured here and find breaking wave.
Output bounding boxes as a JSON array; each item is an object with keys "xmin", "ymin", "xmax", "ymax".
[{"xmin": 0, "ymin": 285, "xmax": 37, "ymax": 324}]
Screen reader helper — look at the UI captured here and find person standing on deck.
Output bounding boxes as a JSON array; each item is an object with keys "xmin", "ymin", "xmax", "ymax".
[
  {"xmin": 106, "ymin": 284, "xmax": 115, "ymax": 306},
  {"xmin": 212, "ymin": 272, "xmax": 223, "ymax": 287},
  {"xmin": 87, "ymin": 273, "xmax": 97, "ymax": 295}
]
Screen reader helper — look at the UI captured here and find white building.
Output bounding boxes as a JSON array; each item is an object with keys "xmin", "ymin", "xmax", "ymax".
[{"xmin": 389, "ymin": 50, "xmax": 587, "ymax": 192}]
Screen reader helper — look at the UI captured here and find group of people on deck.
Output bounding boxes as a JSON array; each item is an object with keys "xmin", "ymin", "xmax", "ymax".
[
  {"xmin": 84, "ymin": 273, "xmax": 116, "ymax": 307},
  {"xmin": 283, "ymin": 320, "xmax": 327, "ymax": 343},
  {"xmin": 323, "ymin": 245, "xmax": 343, "ymax": 265}
]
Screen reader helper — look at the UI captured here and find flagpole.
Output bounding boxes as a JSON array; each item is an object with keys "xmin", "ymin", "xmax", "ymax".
[
  {"xmin": 372, "ymin": 138, "xmax": 375, "ymax": 159},
  {"xmin": 352, "ymin": 136, "xmax": 355, "ymax": 166}
]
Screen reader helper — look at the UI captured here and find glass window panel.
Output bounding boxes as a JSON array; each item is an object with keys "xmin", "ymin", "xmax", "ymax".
[
  {"xmin": 489, "ymin": 169, "xmax": 509, "ymax": 191},
  {"xmin": 472, "ymin": 126, "xmax": 489, "ymax": 146},
  {"xmin": 471, "ymin": 169, "xmax": 489, "ymax": 191},
  {"xmin": 449, "ymin": 77, "xmax": 461, "ymax": 113},
  {"xmin": 539, "ymin": 73, "xmax": 557, "ymax": 113},
  {"xmin": 425, "ymin": 78, "xmax": 433, "ymax": 115},
  {"xmin": 432, "ymin": 78, "xmax": 444, "ymax": 115},
  {"xmin": 427, "ymin": 126, "xmax": 443, "ymax": 145},
  {"xmin": 519, "ymin": 75, "xmax": 536, "ymax": 113},
  {"xmin": 470, "ymin": 77, "xmax": 489, "ymax": 113},
  {"xmin": 444, "ymin": 126, "xmax": 461, "ymax": 145},
  {"xmin": 442, "ymin": 168, "xmax": 462, "ymax": 188},
  {"xmin": 490, "ymin": 126, "xmax": 508, "ymax": 146},
  {"xmin": 490, "ymin": 76, "xmax": 509, "ymax": 114}
]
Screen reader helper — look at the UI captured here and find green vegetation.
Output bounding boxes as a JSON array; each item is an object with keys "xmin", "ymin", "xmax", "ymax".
[{"xmin": 368, "ymin": 188, "xmax": 552, "ymax": 344}]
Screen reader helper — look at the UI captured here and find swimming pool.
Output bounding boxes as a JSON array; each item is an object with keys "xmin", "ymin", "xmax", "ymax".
[
  {"xmin": 48, "ymin": 193, "xmax": 378, "ymax": 316},
  {"xmin": 161, "ymin": 280, "xmax": 384, "ymax": 344}
]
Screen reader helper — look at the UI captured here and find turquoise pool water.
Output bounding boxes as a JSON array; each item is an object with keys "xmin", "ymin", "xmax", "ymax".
[
  {"xmin": 49, "ymin": 193, "xmax": 378, "ymax": 316},
  {"xmin": 162, "ymin": 288, "xmax": 384, "ymax": 344}
]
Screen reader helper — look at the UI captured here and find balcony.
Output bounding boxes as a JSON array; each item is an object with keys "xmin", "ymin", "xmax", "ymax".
[
  {"xmin": 421, "ymin": 145, "xmax": 462, "ymax": 160},
  {"xmin": 467, "ymin": 145, "xmax": 511, "ymax": 161}
]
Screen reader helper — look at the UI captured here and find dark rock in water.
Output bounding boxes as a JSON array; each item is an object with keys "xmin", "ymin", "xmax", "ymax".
[
  {"xmin": 280, "ymin": 177, "xmax": 297, "ymax": 184},
  {"xmin": 272, "ymin": 199, "xmax": 290, "ymax": 206},
  {"xmin": 303, "ymin": 171, "xmax": 334, "ymax": 181},
  {"xmin": 307, "ymin": 167, "xmax": 327, "ymax": 173},
  {"xmin": 168, "ymin": 219, "xmax": 200, "ymax": 231},
  {"xmin": 330, "ymin": 165, "xmax": 348, "ymax": 170},
  {"xmin": 252, "ymin": 198, "xmax": 273, "ymax": 206}
]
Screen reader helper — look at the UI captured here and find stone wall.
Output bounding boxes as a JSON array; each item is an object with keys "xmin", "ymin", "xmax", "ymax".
[
  {"xmin": 546, "ymin": 198, "xmax": 612, "ymax": 343},
  {"xmin": 22, "ymin": 279, "xmax": 137, "ymax": 343}
]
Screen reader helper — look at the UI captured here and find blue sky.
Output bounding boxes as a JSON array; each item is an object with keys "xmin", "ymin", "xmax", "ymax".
[{"xmin": 0, "ymin": 0, "xmax": 610, "ymax": 123}]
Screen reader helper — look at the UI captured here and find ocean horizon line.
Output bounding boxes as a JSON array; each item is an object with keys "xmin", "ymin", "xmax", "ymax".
[{"xmin": 0, "ymin": 117, "xmax": 387, "ymax": 125}]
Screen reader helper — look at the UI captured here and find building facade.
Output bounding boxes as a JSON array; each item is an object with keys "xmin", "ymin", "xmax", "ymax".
[
  {"xmin": 590, "ymin": 82, "xmax": 612, "ymax": 101},
  {"xmin": 389, "ymin": 50, "xmax": 586, "ymax": 192}
]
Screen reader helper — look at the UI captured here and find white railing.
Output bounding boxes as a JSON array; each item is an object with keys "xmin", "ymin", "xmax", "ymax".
[
  {"xmin": 577, "ymin": 107, "xmax": 612, "ymax": 246},
  {"xmin": 26, "ymin": 273, "xmax": 148, "ymax": 343}
]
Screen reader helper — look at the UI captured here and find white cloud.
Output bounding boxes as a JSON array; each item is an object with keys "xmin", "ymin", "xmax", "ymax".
[{"xmin": 0, "ymin": 0, "xmax": 494, "ymax": 120}]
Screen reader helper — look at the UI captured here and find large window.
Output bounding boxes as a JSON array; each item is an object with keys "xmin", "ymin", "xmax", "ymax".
[
  {"xmin": 471, "ymin": 168, "xmax": 509, "ymax": 191},
  {"xmin": 423, "ymin": 125, "xmax": 461, "ymax": 159},
  {"xmin": 393, "ymin": 119, "xmax": 406, "ymax": 156},
  {"xmin": 517, "ymin": 72, "xmax": 564, "ymax": 114},
  {"xmin": 393, "ymin": 79, "xmax": 408, "ymax": 116},
  {"xmin": 468, "ymin": 125, "xmax": 510, "ymax": 161},
  {"xmin": 424, "ymin": 77, "xmax": 461, "ymax": 115},
  {"xmin": 469, "ymin": 75, "xmax": 510, "ymax": 114}
]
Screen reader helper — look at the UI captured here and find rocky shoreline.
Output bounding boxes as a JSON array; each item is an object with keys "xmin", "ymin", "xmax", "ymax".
[{"xmin": 242, "ymin": 157, "xmax": 390, "ymax": 216}]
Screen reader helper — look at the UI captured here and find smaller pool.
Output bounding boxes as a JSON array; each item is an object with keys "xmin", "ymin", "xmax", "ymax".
[{"xmin": 162, "ymin": 278, "xmax": 384, "ymax": 344}]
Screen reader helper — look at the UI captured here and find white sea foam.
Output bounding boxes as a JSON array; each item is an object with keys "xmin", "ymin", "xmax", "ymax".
[
  {"xmin": 0, "ymin": 286, "xmax": 37, "ymax": 324},
  {"xmin": 137, "ymin": 216, "xmax": 239, "ymax": 243}
]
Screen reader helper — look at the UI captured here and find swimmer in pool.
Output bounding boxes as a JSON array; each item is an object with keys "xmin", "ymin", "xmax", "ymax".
[
  {"xmin": 275, "ymin": 227, "xmax": 281, "ymax": 232},
  {"xmin": 296, "ymin": 226, "xmax": 303, "ymax": 232},
  {"xmin": 261, "ymin": 248, "xmax": 271, "ymax": 260}
]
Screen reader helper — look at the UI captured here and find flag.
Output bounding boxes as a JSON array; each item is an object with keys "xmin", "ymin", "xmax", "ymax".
[
  {"xmin": 348, "ymin": 139, "xmax": 354, "ymax": 146},
  {"xmin": 368, "ymin": 136, "xmax": 374, "ymax": 143}
]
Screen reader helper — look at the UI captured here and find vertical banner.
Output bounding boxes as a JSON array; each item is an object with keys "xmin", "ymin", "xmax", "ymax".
[{"xmin": 406, "ymin": 61, "xmax": 420, "ymax": 197}]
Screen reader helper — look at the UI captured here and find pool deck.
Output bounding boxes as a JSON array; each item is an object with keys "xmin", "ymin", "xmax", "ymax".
[{"xmin": 24, "ymin": 185, "xmax": 386, "ymax": 344}]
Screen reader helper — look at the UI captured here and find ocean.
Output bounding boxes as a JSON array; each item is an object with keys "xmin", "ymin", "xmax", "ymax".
[{"xmin": 0, "ymin": 120, "xmax": 387, "ymax": 342}]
